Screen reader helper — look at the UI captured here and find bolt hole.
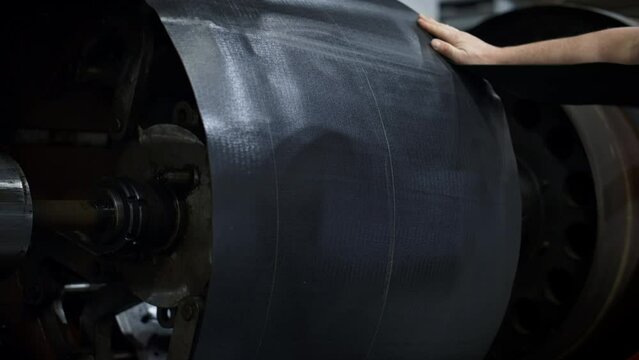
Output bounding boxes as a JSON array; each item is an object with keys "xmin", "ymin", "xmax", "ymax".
[
  {"xmin": 546, "ymin": 268, "xmax": 576, "ymax": 305},
  {"xmin": 173, "ymin": 101, "xmax": 197, "ymax": 127},
  {"xmin": 545, "ymin": 125, "xmax": 574, "ymax": 159},
  {"xmin": 157, "ymin": 307, "xmax": 176, "ymax": 328},
  {"xmin": 564, "ymin": 223, "xmax": 596, "ymax": 260},
  {"xmin": 564, "ymin": 172, "xmax": 595, "ymax": 207},
  {"xmin": 511, "ymin": 298, "xmax": 540, "ymax": 335}
]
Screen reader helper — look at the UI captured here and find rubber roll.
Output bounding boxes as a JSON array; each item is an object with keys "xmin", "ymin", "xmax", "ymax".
[{"xmin": 146, "ymin": 1, "xmax": 521, "ymax": 359}]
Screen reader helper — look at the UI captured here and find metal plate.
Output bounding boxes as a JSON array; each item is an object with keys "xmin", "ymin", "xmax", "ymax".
[
  {"xmin": 146, "ymin": 1, "xmax": 521, "ymax": 359},
  {"xmin": 117, "ymin": 125, "xmax": 212, "ymax": 308}
]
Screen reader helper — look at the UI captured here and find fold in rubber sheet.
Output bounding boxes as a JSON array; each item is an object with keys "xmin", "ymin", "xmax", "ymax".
[
  {"xmin": 147, "ymin": 1, "xmax": 521, "ymax": 359},
  {"xmin": 464, "ymin": 64, "xmax": 639, "ymax": 105}
]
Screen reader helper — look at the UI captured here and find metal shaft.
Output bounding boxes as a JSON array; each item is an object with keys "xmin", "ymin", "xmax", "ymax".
[
  {"xmin": 0, "ymin": 155, "xmax": 33, "ymax": 276},
  {"xmin": 33, "ymin": 200, "xmax": 100, "ymax": 231}
]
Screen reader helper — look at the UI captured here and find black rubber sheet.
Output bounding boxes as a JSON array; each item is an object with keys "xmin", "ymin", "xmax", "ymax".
[{"xmin": 146, "ymin": 1, "xmax": 521, "ymax": 359}]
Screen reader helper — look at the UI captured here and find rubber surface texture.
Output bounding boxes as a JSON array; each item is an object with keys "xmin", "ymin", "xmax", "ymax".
[{"xmin": 146, "ymin": 1, "xmax": 521, "ymax": 359}]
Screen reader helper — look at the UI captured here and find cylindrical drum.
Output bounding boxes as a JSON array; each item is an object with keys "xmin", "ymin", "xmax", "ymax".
[{"xmin": 147, "ymin": 0, "xmax": 522, "ymax": 358}]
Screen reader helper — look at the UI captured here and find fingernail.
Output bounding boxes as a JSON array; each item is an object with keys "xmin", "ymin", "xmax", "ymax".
[{"xmin": 431, "ymin": 39, "xmax": 441, "ymax": 49}]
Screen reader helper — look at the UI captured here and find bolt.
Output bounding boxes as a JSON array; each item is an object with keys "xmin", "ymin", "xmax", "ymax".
[
  {"xmin": 172, "ymin": 101, "xmax": 199, "ymax": 127},
  {"xmin": 159, "ymin": 168, "xmax": 199, "ymax": 192},
  {"xmin": 181, "ymin": 302, "xmax": 197, "ymax": 321}
]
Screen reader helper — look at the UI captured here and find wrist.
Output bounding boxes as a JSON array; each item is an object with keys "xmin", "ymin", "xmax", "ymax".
[{"xmin": 485, "ymin": 46, "xmax": 507, "ymax": 65}]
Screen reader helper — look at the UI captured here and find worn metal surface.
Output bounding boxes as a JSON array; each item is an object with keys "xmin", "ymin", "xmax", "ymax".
[
  {"xmin": 167, "ymin": 297, "xmax": 203, "ymax": 360},
  {"xmin": 147, "ymin": 0, "xmax": 521, "ymax": 359},
  {"xmin": 556, "ymin": 105, "xmax": 639, "ymax": 359},
  {"xmin": 0, "ymin": 154, "xmax": 32, "ymax": 277}
]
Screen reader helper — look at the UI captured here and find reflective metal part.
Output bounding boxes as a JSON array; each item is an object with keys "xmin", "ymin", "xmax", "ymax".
[
  {"xmin": 116, "ymin": 302, "xmax": 172, "ymax": 360},
  {"xmin": 0, "ymin": 154, "xmax": 33, "ymax": 277},
  {"xmin": 0, "ymin": 2, "xmax": 206, "ymax": 358},
  {"xmin": 91, "ymin": 177, "xmax": 183, "ymax": 256},
  {"xmin": 64, "ymin": 283, "xmax": 107, "ymax": 293}
]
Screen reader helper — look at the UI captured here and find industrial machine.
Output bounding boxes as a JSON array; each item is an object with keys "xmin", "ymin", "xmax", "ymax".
[
  {"xmin": 0, "ymin": 1, "xmax": 636, "ymax": 359},
  {"xmin": 471, "ymin": 7, "xmax": 639, "ymax": 359}
]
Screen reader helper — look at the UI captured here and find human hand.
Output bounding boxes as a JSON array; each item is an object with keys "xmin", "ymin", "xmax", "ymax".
[{"xmin": 417, "ymin": 15, "xmax": 500, "ymax": 65}]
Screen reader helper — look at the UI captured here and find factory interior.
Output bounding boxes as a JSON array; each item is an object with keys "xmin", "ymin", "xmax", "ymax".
[{"xmin": 0, "ymin": 0, "xmax": 638, "ymax": 359}]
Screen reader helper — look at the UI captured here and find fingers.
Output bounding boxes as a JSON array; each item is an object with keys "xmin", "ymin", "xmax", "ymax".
[
  {"xmin": 431, "ymin": 39, "xmax": 464, "ymax": 64},
  {"xmin": 417, "ymin": 15, "xmax": 458, "ymax": 44}
]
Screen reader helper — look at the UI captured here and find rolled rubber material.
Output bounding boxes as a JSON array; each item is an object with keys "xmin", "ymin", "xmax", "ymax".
[{"xmin": 147, "ymin": 1, "xmax": 521, "ymax": 359}]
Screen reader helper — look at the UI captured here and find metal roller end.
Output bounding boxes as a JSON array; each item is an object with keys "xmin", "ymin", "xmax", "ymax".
[{"xmin": 0, "ymin": 154, "xmax": 33, "ymax": 277}]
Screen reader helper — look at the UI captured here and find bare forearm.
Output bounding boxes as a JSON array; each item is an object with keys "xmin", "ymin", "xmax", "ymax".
[
  {"xmin": 494, "ymin": 28, "xmax": 639, "ymax": 65},
  {"xmin": 418, "ymin": 15, "xmax": 639, "ymax": 65}
]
